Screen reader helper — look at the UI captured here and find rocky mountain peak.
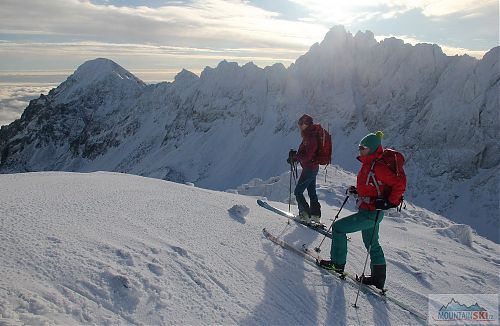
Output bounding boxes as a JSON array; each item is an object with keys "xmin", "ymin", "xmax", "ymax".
[
  {"xmin": 49, "ymin": 58, "xmax": 145, "ymax": 104},
  {"xmin": 174, "ymin": 68, "xmax": 199, "ymax": 85}
]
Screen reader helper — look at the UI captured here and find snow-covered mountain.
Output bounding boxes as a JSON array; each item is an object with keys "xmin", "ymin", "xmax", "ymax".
[
  {"xmin": 0, "ymin": 171, "xmax": 498, "ymax": 324},
  {"xmin": 0, "ymin": 26, "xmax": 498, "ymax": 242}
]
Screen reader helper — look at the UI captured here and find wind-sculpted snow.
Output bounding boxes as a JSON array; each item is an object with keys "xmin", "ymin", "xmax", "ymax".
[
  {"xmin": 0, "ymin": 27, "xmax": 498, "ymax": 242},
  {"xmin": 0, "ymin": 171, "xmax": 497, "ymax": 324}
]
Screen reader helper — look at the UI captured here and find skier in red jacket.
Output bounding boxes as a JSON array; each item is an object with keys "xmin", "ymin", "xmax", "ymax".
[
  {"xmin": 319, "ymin": 131, "xmax": 405, "ymax": 290},
  {"xmin": 288, "ymin": 114, "xmax": 322, "ymax": 224}
]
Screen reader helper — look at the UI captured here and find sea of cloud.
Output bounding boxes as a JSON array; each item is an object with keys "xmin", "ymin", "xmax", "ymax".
[{"xmin": 0, "ymin": 83, "xmax": 57, "ymax": 126}]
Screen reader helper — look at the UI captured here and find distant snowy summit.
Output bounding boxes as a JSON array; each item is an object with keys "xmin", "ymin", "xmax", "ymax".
[
  {"xmin": 0, "ymin": 26, "xmax": 498, "ymax": 242},
  {"xmin": 50, "ymin": 58, "xmax": 145, "ymax": 104}
]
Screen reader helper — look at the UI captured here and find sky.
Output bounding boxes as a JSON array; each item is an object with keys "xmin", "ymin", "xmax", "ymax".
[{"xmin": 0, "ymin": 0, "xmax": 498, "ymax": 125}]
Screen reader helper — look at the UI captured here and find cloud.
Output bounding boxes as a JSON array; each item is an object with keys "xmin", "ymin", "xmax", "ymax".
[
  {"xmin": 0, "ymin": 84, "xmax": 56, "ymax": 126},
  {"xmin": 1, "ymin": 0, "xmax": 327, "ymax": 48},
  {"xmin": 288, "ymin": 0, "xmax": 399, "ymax": 25},
  {"xmin": 0, "ymin": 0, "xmax": 495, "ymax": 74},
  {"xmin": 418, "ymin": 0, "xmax": 497, "ymax": 17},
  {"xmin": 0, "ymin": 0, "xmax": 330, "ymax": 72},
  {"xmin": 289, "ymin": 0, "xmax": 497, "ymax": 20},
  {"xmin": 374, "ymin": 35, "xmax": 487, "ymax": 59},
  {"xmin": 288, "ymin": 0, "xmax": 497, "ymax": 52},
  {"xmin": 0, "ymin": 40, "xmax": 305, "ymax": 77},
  {"xmin": 0, "ymin": 41, "xmax": 303, "ymax": 63}
]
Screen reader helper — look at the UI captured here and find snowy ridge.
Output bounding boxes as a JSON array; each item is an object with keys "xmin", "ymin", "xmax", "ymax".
[
  {"xmin": 0, "ymin": 171, "xmax": 498, "ymax": 325},
  {"xmin": 0, "ymin": 26, "xmax": 498, "ymax": 242}
]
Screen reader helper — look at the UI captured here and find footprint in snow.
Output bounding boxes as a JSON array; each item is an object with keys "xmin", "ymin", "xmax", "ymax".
[
  {"xmin": 115, "ymin": 249, "xmax": 135, "ymax": 266},
  {"xmin": 101, "ymin": 272, "xmax": 141, "ymax": 313},
  {"xmin": 395, "ymin": 249, "xmax": 411, "ymax": 261},
  {"xmin": 228, "ymin": 204, "xmax": 250, "ymax": 224},
  {"xmin": 171, "ymin": 246, "xmax": 189, "ymax": 257},
  {"xmin": 150, "ymin": 247, "xmax": 161, "ymax": 254},
  {"xmin": 47, "ymin": 236, "xmax": 62, "ymax": 244},
  {"xmin": 148, "ymin": 263, "xmax": 164, "ymax": 276}
]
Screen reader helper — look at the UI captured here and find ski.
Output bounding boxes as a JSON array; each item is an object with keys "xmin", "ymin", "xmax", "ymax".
[
  {"xmin": 262, "ymin": 228, "xmax": 427, "ymax": 322},
  {"xmin": 257, "ymin": 199, "xmax": 332, "ymax": 238}
]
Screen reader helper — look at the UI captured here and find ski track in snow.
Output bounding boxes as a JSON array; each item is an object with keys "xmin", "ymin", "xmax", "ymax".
[{"xmin": 0, "ymin": 170, "xmax": 498, "ymax": 325}]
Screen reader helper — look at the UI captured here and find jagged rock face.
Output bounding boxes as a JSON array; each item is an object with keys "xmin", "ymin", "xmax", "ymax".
[
  {"xmin": 0, "ymin": 58, "xmax": 146, "ymax": 169},
  {"xmin": 0, "ymin": 29, "xmax": 498, "ymax": 241}
]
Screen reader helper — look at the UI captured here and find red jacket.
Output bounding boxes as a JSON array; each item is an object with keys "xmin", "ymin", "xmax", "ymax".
[
  {"xmin": 296, "ymin": 125, "xmax": 320, "ymax": 170},
  {"xmin": 356, "ymin": 146, "xmax": 406, "ymax": 211}
]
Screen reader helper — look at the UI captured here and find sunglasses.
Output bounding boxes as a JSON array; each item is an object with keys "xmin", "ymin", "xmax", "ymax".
[{"xmin": 358, "ymin": 145, "xmax": 368, "ymax": 150}]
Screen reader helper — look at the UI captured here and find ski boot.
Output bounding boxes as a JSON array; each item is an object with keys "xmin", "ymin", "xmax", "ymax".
[
  {"xmin": 358, "ymin": 264, "xmax": 386, "ymax": 290},
  {"xmin": 298, "ymin": 211, "xmax": 311, "ymax": 223},
  {"xmin": 310, "ymin": 201, "xmax": 321, "ymax": 224},
  {"xmin": 309, "ymin": 215, "xmax": 320, "ymax": 224}
]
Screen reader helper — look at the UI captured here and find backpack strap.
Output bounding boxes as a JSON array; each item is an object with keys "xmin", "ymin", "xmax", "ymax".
[{"xmin": 366, "ymin": 159, "xmax": 382, "ymax": 198}]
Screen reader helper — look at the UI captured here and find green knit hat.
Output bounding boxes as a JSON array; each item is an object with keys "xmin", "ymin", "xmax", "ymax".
[{"xmin": 360, "ymin": 131, "xmax": 384, "ymax": 154}]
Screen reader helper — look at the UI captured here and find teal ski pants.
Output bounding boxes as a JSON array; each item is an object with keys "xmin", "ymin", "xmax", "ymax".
[{"xmin": 330, "ymin": 210, "xmax": 385, "ymax": 267}]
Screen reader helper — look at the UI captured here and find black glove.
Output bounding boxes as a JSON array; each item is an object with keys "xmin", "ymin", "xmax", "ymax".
[
  {"xmin": 375, "ymin": 198, "xmax": 396, "ymax": 210},
  {"xmin": 287, "ymin": 149, "xmax": 297, "ymax": 164},
  {"xmin": 347, "ymin": 186, "xmax": 357, "ymax": 194}
]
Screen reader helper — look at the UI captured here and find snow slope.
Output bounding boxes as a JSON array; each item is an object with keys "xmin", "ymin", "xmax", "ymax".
[{"xmin": 1, "ymin": 170, "xmax": 498, "ymax": 325}]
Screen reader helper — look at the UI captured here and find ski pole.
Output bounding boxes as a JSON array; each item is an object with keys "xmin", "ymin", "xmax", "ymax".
[
  {"xmin": 288, "ymin": 161, "xmax": 293, "ymax": 214},
  {"xmin": 287, "ymin": 149, "xmax": 298, "ymax": 214},
  {"xmin": 352, "ymin": 209, "xmax": 381, "ymax": 309},
  {"xmin": 292, "ymin": 161, "xmax": 298, "ymax": 183},
  {"xmin": 314, "ymin": 190, "xmax": 349, "ymax": 253}
]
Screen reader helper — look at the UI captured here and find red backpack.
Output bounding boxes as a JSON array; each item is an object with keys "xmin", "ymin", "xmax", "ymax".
[
  {"xmin": 372, "ymin": 148, "xmax": 407, "ymax": 207},
  {"xmin": 313, "ymin": 124, "xmax": 332, "ymax": 166},
  {"xmin": 380, "ymin": 149, "xmax": 405, "ymax": 179}
]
